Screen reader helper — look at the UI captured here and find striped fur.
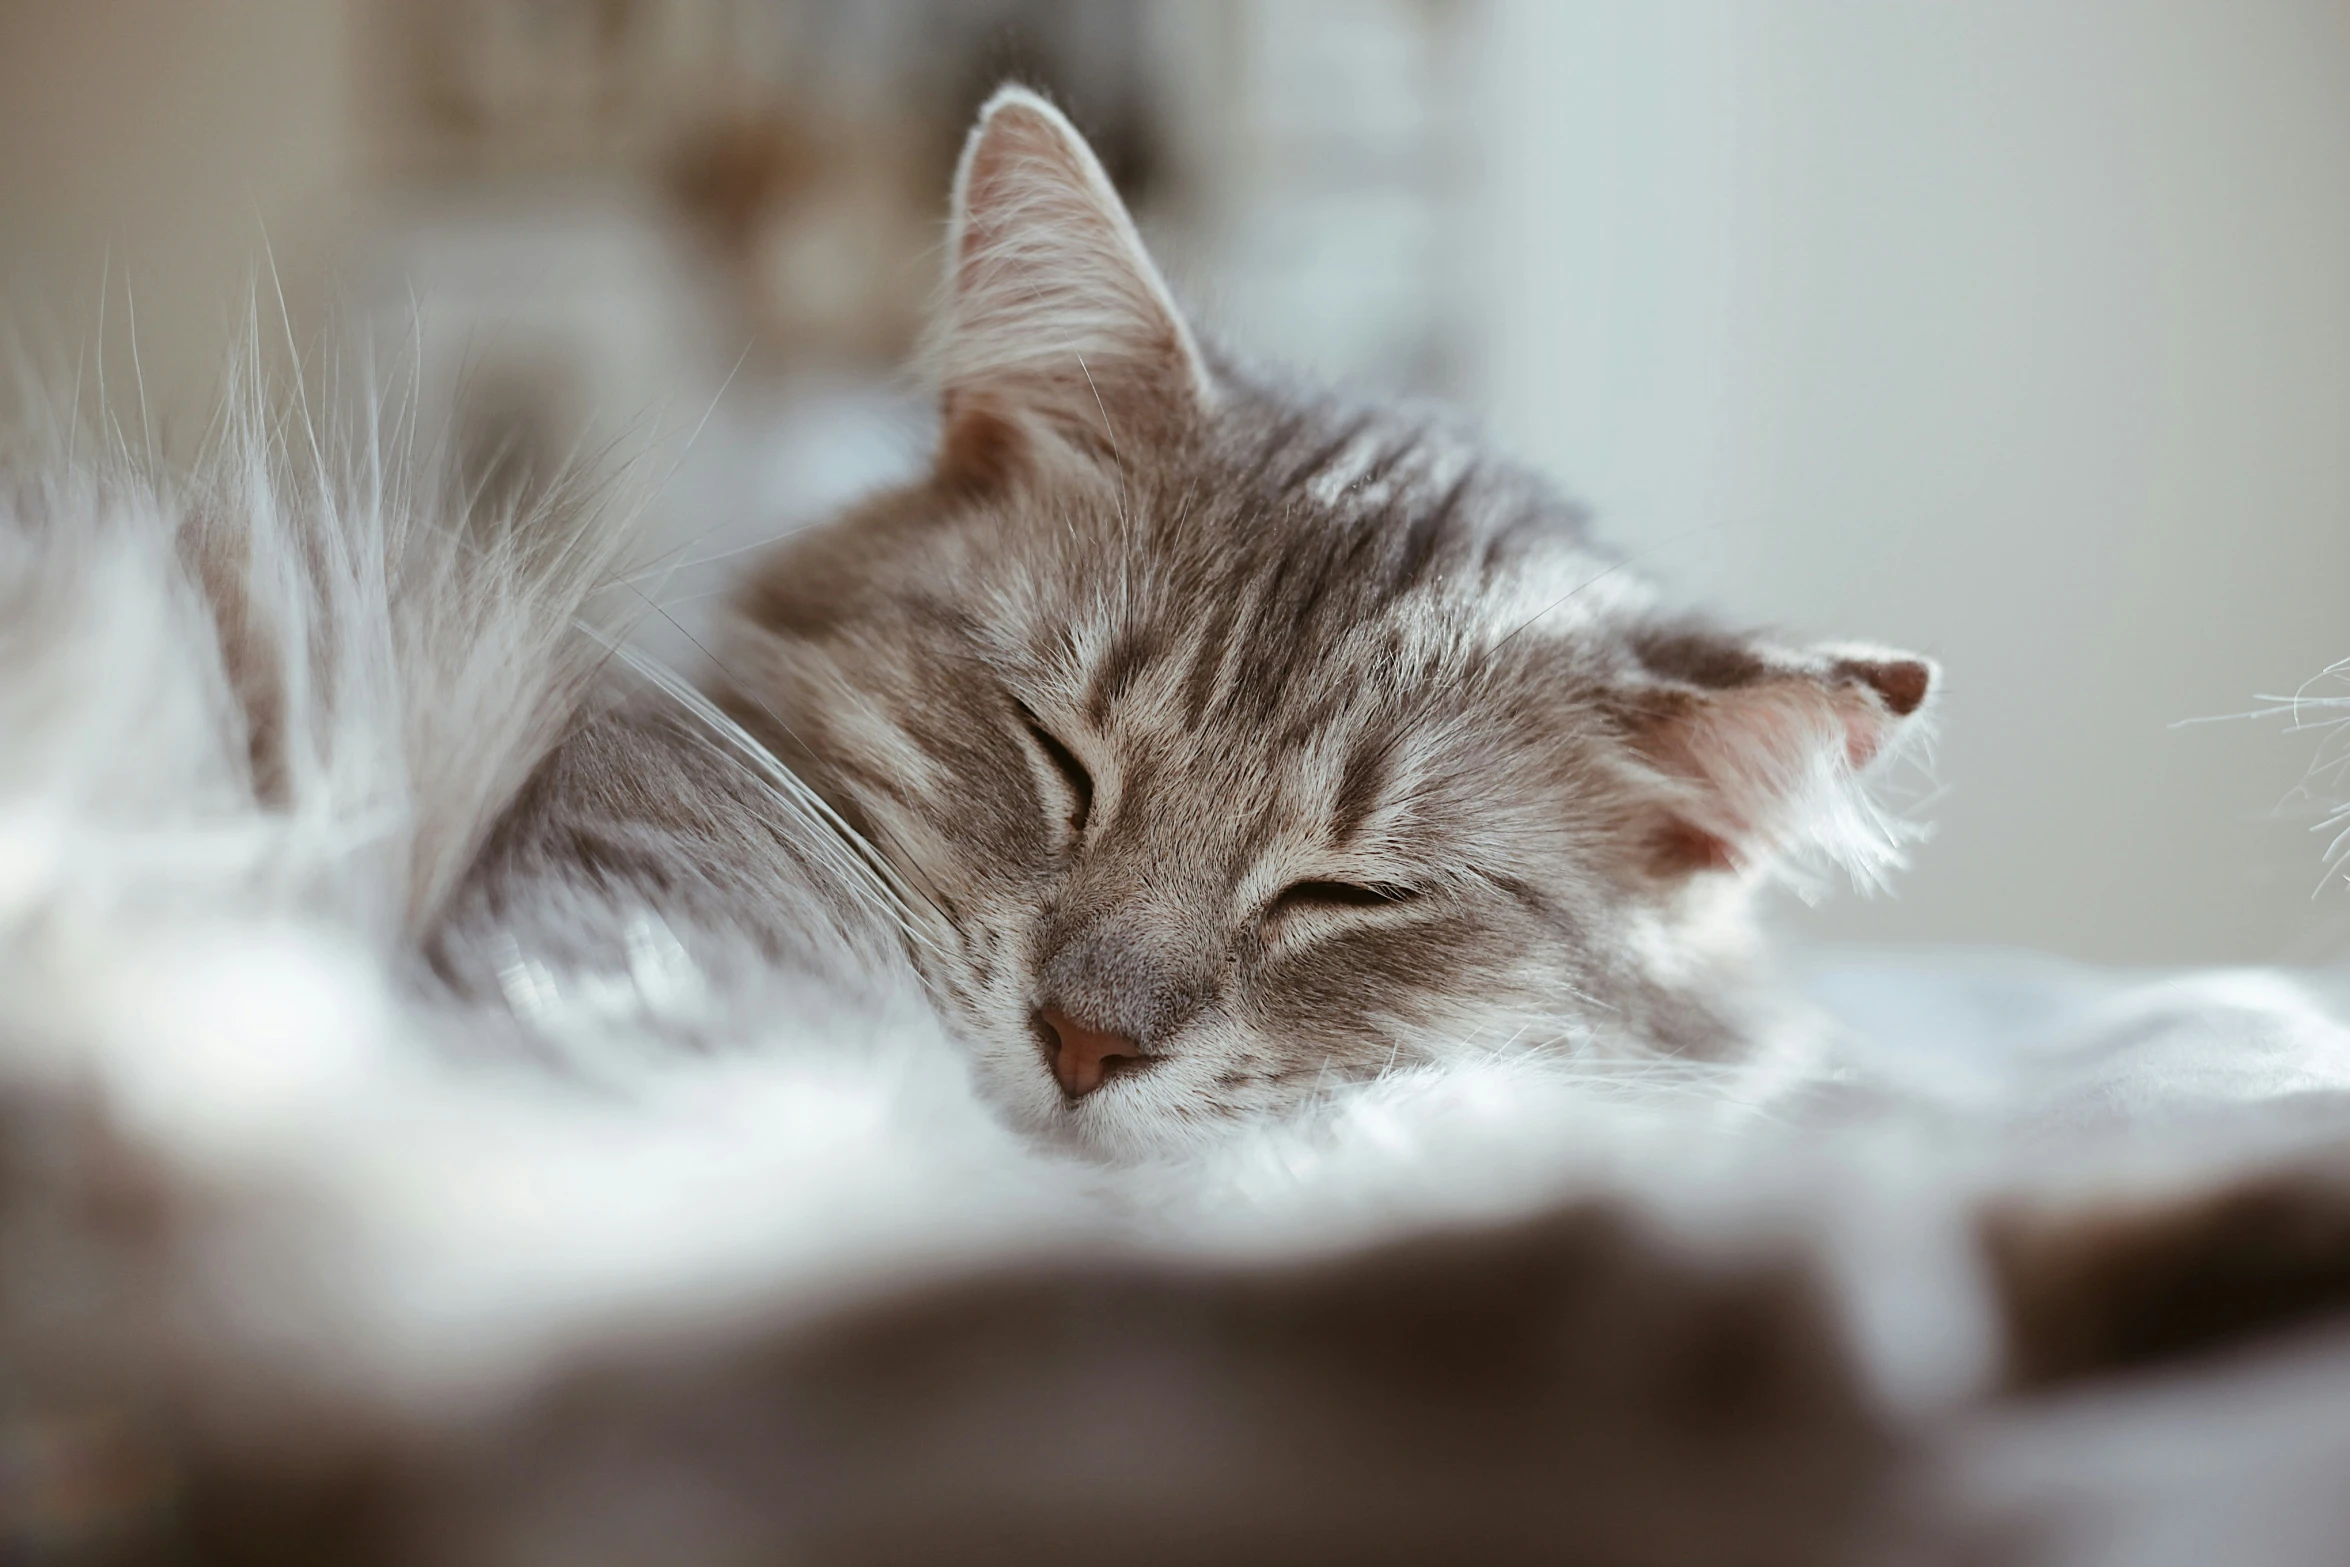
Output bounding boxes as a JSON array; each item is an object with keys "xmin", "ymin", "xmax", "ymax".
[{"xmin": 718, "ymin": 89, "xmax": 1936, "ymax": 1157}]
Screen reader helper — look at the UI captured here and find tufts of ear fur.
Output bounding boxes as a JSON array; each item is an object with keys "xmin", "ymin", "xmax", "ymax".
[
  {"xmin": 1624, "ymin": 641, "xmax": 1937, "ymax": 893},
  {"xmin": 932, "ymin": 85, "xmax": 1213, "ymax": 486}
]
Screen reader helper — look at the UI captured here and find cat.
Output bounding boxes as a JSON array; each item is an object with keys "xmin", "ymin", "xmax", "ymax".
[{"xmin": 440, "ymin": 86, "xmax": 1935, "ymax": 1159}]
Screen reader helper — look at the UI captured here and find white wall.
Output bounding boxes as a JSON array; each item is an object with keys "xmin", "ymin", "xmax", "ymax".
[{"xmin": 1469, "ymin": 0, "xmax": 2350, "ymax": 964}]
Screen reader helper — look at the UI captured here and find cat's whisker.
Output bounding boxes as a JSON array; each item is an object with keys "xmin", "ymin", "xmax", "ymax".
[
  {"xmin": 611, "ymin": 518, "xmax": 830, "ymax": 588},
  {"xmin": 601, "ymin": 628, "xmax": 940, "ymax": 952},
  {"xmin": 424, "ymin": 83, "xmax": 1943, "ymax": 1157},
  {"xmin": 1071, "ymin": 348, "xmax": 1138, "ymax": 541}
]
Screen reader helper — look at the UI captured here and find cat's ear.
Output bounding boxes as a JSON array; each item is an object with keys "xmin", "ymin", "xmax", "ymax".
[
  {"xmin": 1619, "ymin": 637, "xmax": 1935, "ymax": 883},
  {"xmin": 934, "ymin": 85, "xmax": 1213, "ymax": 484}
]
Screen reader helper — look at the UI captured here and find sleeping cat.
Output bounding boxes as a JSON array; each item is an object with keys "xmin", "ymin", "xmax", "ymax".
[
  {"xmin": 41, "ymin": 91, "xmax": 2350, "ymax": 1567},
  {"xmin": 439, "ymin": 87, "xmax": 1934, "ymax": 1158}
]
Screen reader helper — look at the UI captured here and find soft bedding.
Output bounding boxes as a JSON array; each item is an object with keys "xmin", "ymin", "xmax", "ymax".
[
  {"xmin": 6, "ymin": 382, "xmax": 2350, "ymax": 1566},
  {"xmin": 1804, "ymin": 949, "xmax": 2350, "ymax": 1131}
]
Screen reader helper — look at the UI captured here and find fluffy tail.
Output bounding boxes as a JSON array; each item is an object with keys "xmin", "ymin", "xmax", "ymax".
[{"xmin": 0, "ymin": 340, "xmax": 644, "ymax": 950}]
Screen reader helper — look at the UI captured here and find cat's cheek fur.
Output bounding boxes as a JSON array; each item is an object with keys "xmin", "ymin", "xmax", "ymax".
[{"xmin": 708, "ymin": 85, "xmax": 1935, "ymax": 1149}]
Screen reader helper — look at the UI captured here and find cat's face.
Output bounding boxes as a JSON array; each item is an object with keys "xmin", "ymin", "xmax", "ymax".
[{"xmin": 726, "ymin": 89, "xmax": 1932, "ymax": 1157}]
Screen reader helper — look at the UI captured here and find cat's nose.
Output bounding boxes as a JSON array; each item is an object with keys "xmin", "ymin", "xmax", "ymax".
[{"xmin": 1034, "ymin": 1006, "xmax": 1146, "ymax": 1099}]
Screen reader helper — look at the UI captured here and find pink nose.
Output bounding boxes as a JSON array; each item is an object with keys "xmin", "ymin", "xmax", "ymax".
[{"xmin": 1035, "ymin": 1006, "xmax": 1146, "ymax": 1099}]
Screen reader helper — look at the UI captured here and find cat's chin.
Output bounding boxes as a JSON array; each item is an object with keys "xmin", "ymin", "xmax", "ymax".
[
  {"xmin": 996, "ymin": 1078, "xmax": 1202, "ymax": 1163},
  {"xmin": 960, "ymin": 1042, "xmax": 1242, "ymax": 1163}
]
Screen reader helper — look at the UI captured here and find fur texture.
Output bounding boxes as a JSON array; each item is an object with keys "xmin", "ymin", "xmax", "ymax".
[
  {"xmin": 698, "ymin": 88, "xmax": 1938, "ymax": 1157},
  {"xmin": 9, "ymin": 84, "xmax": 2350, "ymax": 1567},
  {"xmin": 0, "ymin": 368, "xmax": 1901, "ymax": 1560}
]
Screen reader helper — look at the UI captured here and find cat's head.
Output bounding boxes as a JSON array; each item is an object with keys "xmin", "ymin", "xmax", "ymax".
[{"xmin": 725, "ymin": 88, "xmax": 1933, "ymax": 1157}]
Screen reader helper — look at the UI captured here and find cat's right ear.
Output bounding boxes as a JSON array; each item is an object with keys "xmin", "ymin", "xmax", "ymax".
[{"xmin": 933, "ymin": 86, "xmax": 1214, "ymax": 486}]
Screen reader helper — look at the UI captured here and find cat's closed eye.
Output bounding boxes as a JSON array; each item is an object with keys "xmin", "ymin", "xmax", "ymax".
[
  {"xmin": 1014, "ymin": 703, "xmax": 1093, "ymax": 837},
  {"xmin": 1265, "ymin": 881, "xmax": 1422, "ymax": 921}
]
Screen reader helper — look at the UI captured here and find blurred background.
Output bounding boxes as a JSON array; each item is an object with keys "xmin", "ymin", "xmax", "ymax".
[{"xmin": 0, "ymin": 0, "xmax": 2344, "ymax": 966}]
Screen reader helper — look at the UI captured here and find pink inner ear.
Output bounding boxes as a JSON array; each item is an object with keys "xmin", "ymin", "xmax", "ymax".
[
  {"xmin": 953, "ymin": 102, "xmax": 1091, "ymax": 295},
  {"xmin": 937, "ymin": 87, "xmax": 1212, "ymax": 451},
  {"xmin": 1839, "ymin": 703, "xmax": 1893, "ymax": 770},
  {"xmin": 1634, "ymin": 659, "xmax": 1931, "ymax": 875},
  {"xmin": 1828, "ymin": 655, "xmax": 1935, "ymax": 767},
  {"xmin": 1649, "ymin": 817, "xmax": 1742, "ymax": 876}
]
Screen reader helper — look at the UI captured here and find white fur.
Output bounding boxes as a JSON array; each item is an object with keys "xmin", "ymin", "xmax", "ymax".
[
  {"xmin": 0, "ymin": 354, "xmax": 1891, "ymax": 1386},
  {"xmin": 7, "ymin": 351, "xmax": 2350, "ymax": 1565}
]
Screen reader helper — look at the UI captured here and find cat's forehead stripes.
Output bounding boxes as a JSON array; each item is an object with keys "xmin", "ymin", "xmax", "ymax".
[
  {"xmin": 1082, "ymin": 627, "xmax": 1154, "ymax": 726},
  {"xmin": 1329, "ymin": 727, "xmax": 1401, "ymax": 847},
  {"xmin": 1136, "ymin": 453, "xmax": 1499, "ymax": 730},
  {"xmin": 990, "ymin": 411, "xmax": 1595, "ymax": 881},
  {"xmin": 1298, "ymin": 423, "xmax": 1384, "ymax": 508},
  {"xmin": 695, "ymin": 88, "xmax": 1941, "ymax": 1155}
]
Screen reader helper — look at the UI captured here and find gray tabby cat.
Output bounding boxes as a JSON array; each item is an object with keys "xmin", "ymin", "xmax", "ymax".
[{"xmin": 439, "ymin": 87, "xmax": 1933, "ymax": 1158}]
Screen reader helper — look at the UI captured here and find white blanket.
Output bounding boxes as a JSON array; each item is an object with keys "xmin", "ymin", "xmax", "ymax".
[{"xmin": 6, "ymin": 385, "xmax": 2349, "ymax": 1564}]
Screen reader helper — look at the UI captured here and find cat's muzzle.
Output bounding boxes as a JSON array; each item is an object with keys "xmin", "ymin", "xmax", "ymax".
[{"xmin": 1032, "ymin": 1006, "xmax": 1154, "ymax": 1099}]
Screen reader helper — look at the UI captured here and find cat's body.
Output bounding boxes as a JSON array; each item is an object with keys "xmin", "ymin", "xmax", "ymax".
[
  {"xmin": 438, "ymin": 87, "xmax": 1933, "ymax": 1157},
  {"xmin": 429, "ymin": 701, "xmax": 927, "ymax": 1054},
  {"xmin": 29, "ymin": 84, "xmax": 2350, "ymax": 1567}
]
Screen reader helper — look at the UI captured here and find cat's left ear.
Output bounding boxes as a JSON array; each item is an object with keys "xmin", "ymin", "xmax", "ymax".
[
  {"xmin": 1618, "ymin": 636, "xmax": 1936, "ymax": 882},
  {"xmin": 935, "ymin": 86, "xmax": 1214, "ymax": 483}
]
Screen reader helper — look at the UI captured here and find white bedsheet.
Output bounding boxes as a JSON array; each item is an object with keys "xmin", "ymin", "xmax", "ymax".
[
  {"xmin": 1801, "ymin": 946, "xmax": 2350, "ymax": 1131},
  {"xmin": 1797, "ymin": 949, "xmax": 2350, "ymax": 1567}
]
